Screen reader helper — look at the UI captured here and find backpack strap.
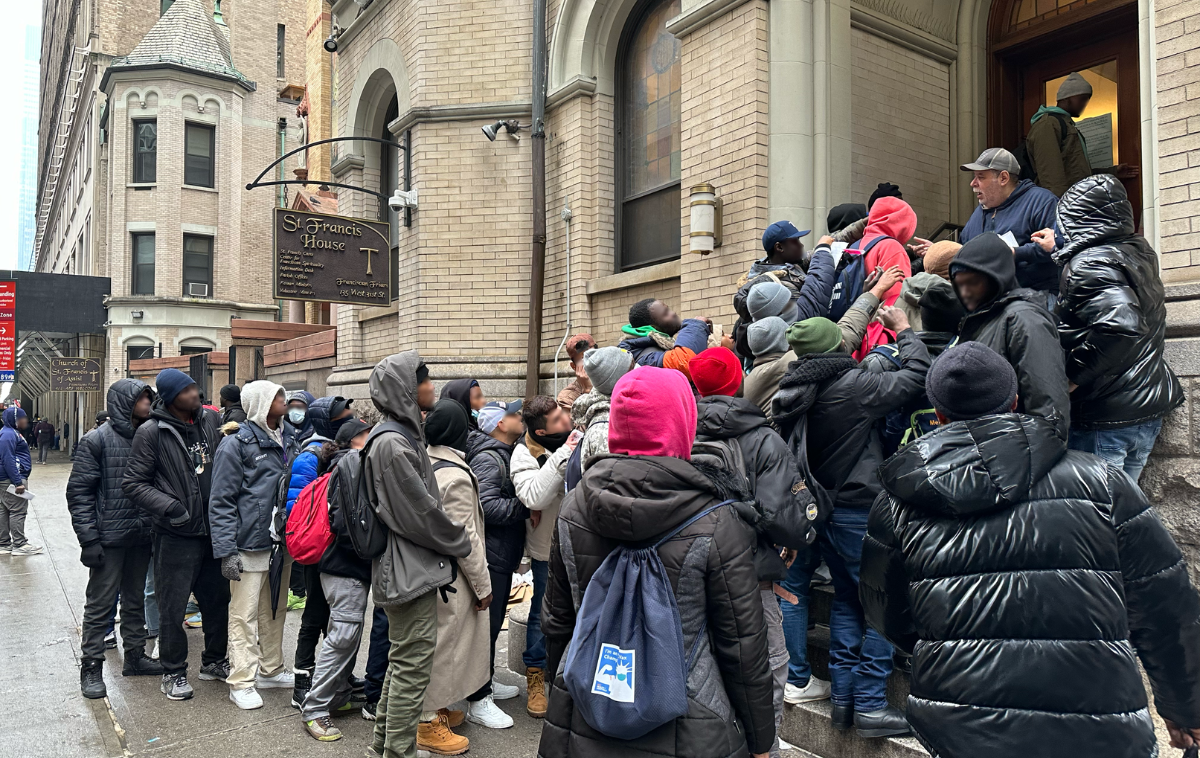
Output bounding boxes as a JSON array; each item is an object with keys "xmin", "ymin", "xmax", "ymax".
[
  {"xmin": 653, "ymin": 499, "xmax": 737, "ymax": 549},
  {"xmin": 432, "ymin": 460, "xmax": 457, "ymax": 473},
  {"xmin": 858, "ymin": 235, "xmax": 897, "ymax": 255},
  {"xmin": 481, "ymin": 448, "xmax": 510, "ymax": 483}
]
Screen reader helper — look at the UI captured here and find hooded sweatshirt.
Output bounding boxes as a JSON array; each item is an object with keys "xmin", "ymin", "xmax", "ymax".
[
  {"xmin": 0, "ymin": 407, "xmax": 31, "ymax": 485},
  {"xmin": 952, "ymin": 232, "xmax": 1070, "ymax": 439},
  {"xmin": 897, "ymin": 272, "xmax": 946, "ymax": 332},
  {"xmin": 440, "ymin": 378, "xmax": 481, "ymax": 429},
  {"xmin": 961, "ymin": 179, "xmax": 1061, "ymax": 293},
  {"xmin": 861, "ymin": 197, "xmax": 917, "ymax": 305}
]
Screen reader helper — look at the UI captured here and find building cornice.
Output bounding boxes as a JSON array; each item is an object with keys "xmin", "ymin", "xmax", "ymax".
[
  {"xmin": 666, "ymin": 0, "xmax": 753, "ymax": 37},
  {"xmin": 330, "ymin": 153, "xmax": 366, "ymax": 178},
  {"xmin": 387, "ymin": 101, "xmax": 534, "ymax": 137},
  {"xmin": 849, "ymin": 4, "xmax": 958, "ymax": 63},
  {"xmin": 547, "ymin": 76, "xmax": 598, "ymax": 109}
]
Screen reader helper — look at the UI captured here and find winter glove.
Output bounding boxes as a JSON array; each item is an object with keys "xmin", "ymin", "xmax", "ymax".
[
  {"xmin": 167, "ymin": 501, "xmax": 190, "ymax": 527},
  {"xmin": 220, "ymin": 554, "xmax": 243, "ymax": 582},
  {"xmin": 80, "ymin": 542, "xmax": 105, "ymax": 569}
]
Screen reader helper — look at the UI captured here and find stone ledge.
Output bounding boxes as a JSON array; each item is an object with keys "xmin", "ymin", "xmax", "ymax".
[
  {"xmin": 666, "ymin": 0, "xmax": 754, "ymax": 37},
  {"xmin": 586, "ymin": 260, "xmax": 681, "ymax": 296},
  {"xmin": 1165, "ymin": 281, "xmax": 1200, "ymax": 302}
]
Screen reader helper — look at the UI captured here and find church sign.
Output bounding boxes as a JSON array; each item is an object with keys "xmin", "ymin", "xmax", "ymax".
[
  {"xmin": 274, "ymin": 209, "xmax": 391, "ymax": 306},
  {"xmin": 50, "ymin": 357, "xmax": 102, "ymax": 392}
]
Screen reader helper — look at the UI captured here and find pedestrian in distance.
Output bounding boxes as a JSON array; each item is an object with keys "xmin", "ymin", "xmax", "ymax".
[
  {"xmin": 34, "ymin": 415, "xmax": 55, "ymax": 464},
  {"xmin": 219, "ymin": 383, "xmax": 246, "ymax": 424},
  {"xmin": 860, "ymin": 341, "xmax": 1200, "ymax": 758}
]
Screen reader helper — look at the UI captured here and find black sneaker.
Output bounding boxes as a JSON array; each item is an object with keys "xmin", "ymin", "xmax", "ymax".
[
  {"xmin": 123, "ymin": 650, "xmax": 164, "ymax": 677},
  {"xmin": 199, "ymin": 659, "xmax": 231, "ymax": 682},
  {"xmin": 349, "ymin": 674, "xmax": 366, "ymax": 695},
  {"xmin": 361, "ymin": 700, "xmax": 377, "ymax": 721},
  {"xmin": 291, "ymin": 671, "xmax": 312, "ymax": 709},
  {"xmin": 161, "ymin": 672, "xmax": 194, "ymax": 701},
  {"xmin": 81, "ymin": 660, "xmax": 106, "ymax": 699}
]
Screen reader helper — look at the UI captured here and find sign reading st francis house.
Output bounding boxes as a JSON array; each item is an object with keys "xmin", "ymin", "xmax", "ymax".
[{"xmin": 274, "ymin": 209, "xmax": 391, "ymax": 305}]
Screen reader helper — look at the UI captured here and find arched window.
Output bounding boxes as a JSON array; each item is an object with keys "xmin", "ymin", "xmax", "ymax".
[{"xmin": 616, "ymin": 0, "xmax": 681, "ymax": 271}]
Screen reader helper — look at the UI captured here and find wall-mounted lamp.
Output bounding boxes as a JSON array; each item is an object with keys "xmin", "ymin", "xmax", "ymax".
[
  {"xmin": 130, "ymin": 310, "xmax": 144, "ymax": 320},
  {"xmin": 482, "ymin": 120, "xmax": 524, "ymax": 142},
  {"xmin": 689, "ymin": 183, "xmax": 722, "ymax": 254},
  {"xmin": 323, "ymin": 24, "xmax": 343, "ymax": 53}
]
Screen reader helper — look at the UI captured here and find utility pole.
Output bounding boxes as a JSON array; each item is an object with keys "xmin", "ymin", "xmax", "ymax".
[{"xmin": 524, "ymin": 0, "xmax": 548, "ymax": 400}]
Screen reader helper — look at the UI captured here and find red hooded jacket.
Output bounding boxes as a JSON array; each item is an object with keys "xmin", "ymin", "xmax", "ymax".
[{"xmin": 857, "ymin": 197, "xmax": 917, "ymax": 358}]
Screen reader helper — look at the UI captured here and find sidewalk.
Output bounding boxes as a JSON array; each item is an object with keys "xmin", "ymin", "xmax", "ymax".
[{"xmin": 0, "ymin": 462, "xmax": 543, "ymax": 757}]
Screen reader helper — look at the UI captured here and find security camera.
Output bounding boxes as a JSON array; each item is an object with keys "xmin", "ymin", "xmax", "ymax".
[{"xmin": 388, "ymin": 189, "xmax": 418, "ymax": 211}]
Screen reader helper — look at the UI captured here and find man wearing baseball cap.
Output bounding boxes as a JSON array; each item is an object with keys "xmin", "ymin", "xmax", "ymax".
[{"xmin": 960, "ymin": 146, "xmax": 1062, "ymax": 300}]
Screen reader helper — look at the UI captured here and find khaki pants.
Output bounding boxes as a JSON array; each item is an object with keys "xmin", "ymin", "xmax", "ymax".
[
  {"xmin": 227, "ymin": 561, "xmax": 292, "ymax": 690},
  {"xmin": 372, "ymin": 591, "xmax": 438, "ymax": 758}
]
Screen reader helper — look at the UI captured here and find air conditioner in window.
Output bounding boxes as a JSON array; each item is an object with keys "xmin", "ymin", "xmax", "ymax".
[{"xmin": 188, "ymin": 282, "xmax": 209, "ymax": 297}]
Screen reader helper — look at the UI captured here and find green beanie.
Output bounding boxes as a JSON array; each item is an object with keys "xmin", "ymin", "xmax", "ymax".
[{"xmin": 787, "ymin": 318, "xmax": 843, "ymax": 356}]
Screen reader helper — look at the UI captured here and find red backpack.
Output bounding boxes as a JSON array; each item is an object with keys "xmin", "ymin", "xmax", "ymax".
[{"xmin": 285, "ymin": 472, "xmax": 334, "ymax": 565}]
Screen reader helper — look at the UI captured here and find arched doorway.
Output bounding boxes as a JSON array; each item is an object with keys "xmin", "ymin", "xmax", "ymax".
[{"xmin": 987, "ymin": 0, "xmax": 1141, "ymax": 218}]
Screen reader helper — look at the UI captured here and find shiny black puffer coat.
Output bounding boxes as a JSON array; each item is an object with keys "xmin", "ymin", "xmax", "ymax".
[
  {"xmin": 860, "ymin": 413, "xmax": 1200, "ymax": 758},
  {"xmin": 540, "ymin": 455, "xmax": 776, "ymax": 758},
  {"xmin": 66, "ymin": 379, "xmax": 153, "ymax": 547},
  {"xmin": 1054, "ymin": 174, "xmax": 1184, "ymax": 429}
]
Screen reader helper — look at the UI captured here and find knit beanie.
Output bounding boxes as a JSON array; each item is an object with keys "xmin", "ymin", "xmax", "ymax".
[
  {"xmin": 747, "ymin": 281, "xmax": 792, "ymax": 321},
  {"xmin": 868, "ymin": 182, "xmax": 903, "ymax": 209},
  {"xmin": 155, "ymin": 369, "xmax": 196, "ymax": 408},
  {"xmin": 287, "ymin": 390, "xmax": 315, "ymax": 407},
  {"xmin": 925, "ymin": 342, "xmax": 1018, "ymax": 421},
  {"xmin": 924, "ymin": 241, "xmax": 962, "ymax": 281},
  {"xmin": 747, "ymin": 316, "xmax": 789, "ymax": 357},
  {"xmin": 919, "ymin": 282, "xmax": 966, "ymax": 334},
  {"xmin": 583, "ymin": 346, "xmax": 634, "ymax": 397},
  {"xmin": 219, "ymin": 383, "xmax": 241, "ymax": 403},
  {"xmin": 690, "ymin": 348, "xmax": 744, "ymax": 398},
  {"xmin": 1057, "ymin": 72, "xmax": 1093, "ymax": 101},
  {"xmin": 425, "ymin": 398, "xmax": 470, "ymax": 451},
  {"xmin": 787, "ymin": 318, "xmax": 843, "ymax": 356},
  {"xmin": 608, "ymin": 366, "xmax": 697, "ymax": 460}
]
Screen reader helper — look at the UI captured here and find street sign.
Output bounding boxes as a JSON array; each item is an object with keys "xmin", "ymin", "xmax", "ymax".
[
  {"xmin": 0, "ymin": 281, "xmax": 15, "ymax": 382},
  {"xmin": 50, "ymin": 357, "xmax": 102, "ymax": 392},
  {"xmin": 273, "ymin": 209, "xmax": 391, "ymax": 306}
]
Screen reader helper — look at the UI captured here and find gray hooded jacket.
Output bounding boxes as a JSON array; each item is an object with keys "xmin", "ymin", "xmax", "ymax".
[{"xmin": 367, "ymin": 351, "xmax": 471, "ymax": 608}]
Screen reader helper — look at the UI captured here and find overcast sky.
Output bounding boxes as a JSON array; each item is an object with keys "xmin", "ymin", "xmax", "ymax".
[{"xmin": 0, "ymin": 3, "xmax": 43, "ymax": 271}]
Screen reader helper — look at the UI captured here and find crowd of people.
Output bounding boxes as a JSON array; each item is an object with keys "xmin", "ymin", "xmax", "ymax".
[{"xmin": 0, "ymin": 83, "xmax": 1188, "ymax": 758}]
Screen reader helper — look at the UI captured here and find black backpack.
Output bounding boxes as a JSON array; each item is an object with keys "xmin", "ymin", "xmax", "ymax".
[
  {"xmin": 339, "ymin": 420, "xmax": 424, "ymax": 561},
  {"xmin": 1013, "ymin": 111, "xmax": 1071, "ymax": 184},
  {"xmin": 828, "ymin": 236, "xmax": 892, "ymax": 322}
]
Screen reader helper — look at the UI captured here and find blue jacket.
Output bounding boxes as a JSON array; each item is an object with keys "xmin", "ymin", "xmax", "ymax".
[
  {"xmin": 0, "ymin": 407, "xmax": 31, "ymax": 485},
  {"xmin": 618, "ymin": 318, "xmax": 710, "ymax": 368},
  {"xmin": 286, "ymin": 438, "xmax": 325, "ymax": 513},
  {"xmin": 961, "ymin": 179, "xmax": 1062, "ymax": 293}
]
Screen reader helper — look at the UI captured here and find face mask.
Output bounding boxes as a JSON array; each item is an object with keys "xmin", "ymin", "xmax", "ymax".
[
  {"xmin": 537, "ymin": 429, "xmax": 572, "ymax": 452},
  {"xmin": 287, "ymin": 408, "xmax": 307, "ymax": 426}
]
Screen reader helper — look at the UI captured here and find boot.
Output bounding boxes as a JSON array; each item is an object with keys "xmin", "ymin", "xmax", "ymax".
[
  {"xmin": 416, "ymin": 714, "xmax": 470, "ymax": 756},
  {"xmin": 81, "ymin": 660, "xmax": 106, "ymax": 699},
  {"xmin": 526, "ymin": 667, "xmax": 548, "ymax": 718},
  {"xmin": 122, "ymin": 649, "xmax": 164, "ymax": 676},
  {"xmin": 854, "ymin": 705, "xmax": 911, "ymax": 738},
  {"xmin": 830, "ymin": 703, "xmax": 854, "ymax": 731},
  {"xmin": 291, "ymin": 670, "xmax": 312, "ymax": 709}
]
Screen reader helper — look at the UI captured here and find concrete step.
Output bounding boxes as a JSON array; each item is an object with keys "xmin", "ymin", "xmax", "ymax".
[{"xmin": 782, "ymin": 700, "xmax": 928, "ymax": 758}]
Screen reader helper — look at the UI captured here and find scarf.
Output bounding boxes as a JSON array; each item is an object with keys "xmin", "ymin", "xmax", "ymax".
[
  {"xmin": 771, "ymin": 354, "xmax": 860, "ymax": 435},
  {"xmin": 621, "ymin": 324, "xmax": 676, "ymax": 352}
]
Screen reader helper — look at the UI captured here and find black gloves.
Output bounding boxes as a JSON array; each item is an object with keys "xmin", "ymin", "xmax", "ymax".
[{"xmin": 80, "ymin": 542, "xmax": 105, "ymax": 568}]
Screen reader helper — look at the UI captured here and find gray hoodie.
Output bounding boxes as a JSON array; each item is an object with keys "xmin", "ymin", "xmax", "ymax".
[{"xmin": 366, "ymin": 351, "xmax": 471, "ymax": 607}]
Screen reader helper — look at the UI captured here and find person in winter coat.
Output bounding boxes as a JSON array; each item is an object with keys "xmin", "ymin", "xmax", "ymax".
[
  {"xmin": 511, "ymin": 395, "xmax": 581, "ymax": 720},
  {"xmin": 571, "ymin": 346, "xmax": 634, "ymax": 472},
  {"xmin": 68, "ymin": 379, "xmax": 162, "ymax": 697},
  {"xmin": 416, "ymin": 400, "xmax": 493, "ymax": 755},
  {"xmin": 219, "ymin": 384, "xmax": 246, "ymax": 424},
  {"xmin": 860, "ymin": 341, "xmax": 1200, "ymax": 758},
  {"xmin": 364, "ymin": 351, "xmax": 472, "ymax": 758},
  {"xmin": 557, "ymin": 333, "xmax": 597, "ymax": 414},
  {"xmin": 440, "ymin": 378, "xmax": 485, "ymax": 429},
  {"xmin": 284, "ymin": 390, "xmax": 316, "ymax": 452},
  {"xmin": 859, "ymin": 198, "xmax": 917, "ymax": 305},
  {"xmin": 123, "ymin": 368, "xmax": 227, "ymax": 701},
  {"xmin": 539, "ymin": 365, "xmax": 776, "ymax": 758},
  {"xmin": 1038, "ymin": 175, "xmax": 1182, "ymax": 481},
  {"xmin": 896, "ymin": 272, "xmax": 947, "ymax": 332},
  {"xmin": 0, "ymin": 406, "xmax": 35, "ymax": 555},
  {"xmin": 465, "ymin": 399, "xmax": 528, "ymax": 711},
  {"xmin": 690, "ymin": 347, "xmax": 819, "ymax": 758},
  {"xmin": 618, "ymin": 298, "xmax": 711, "ymax": 373},
  {"xmin": 33, "ymin": 416, "xmax": 55, "ymax": 464},
  {"xmin": 208, "ymin": 381, "xmax": 293, "ymax": 710},
  {"xmin": 960, "ymin": 147, "xmax": 1061, "ymax": 299},
  {"xmin": 952, "ymin": 231, "xmax": 1071, "ymax": 439},
  {"xmin": 771, "ymin": 307, "xmax": 929, "ymax": 739}
]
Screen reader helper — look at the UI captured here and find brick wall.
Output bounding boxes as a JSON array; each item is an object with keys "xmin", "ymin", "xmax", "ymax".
[
  {"xmin": 850, "ymin": 28, "xmax": 952, "ymax": 237},
  {"xmin": 1155, "ymin": 0, "xmax": 1200, "ymax": 283}
]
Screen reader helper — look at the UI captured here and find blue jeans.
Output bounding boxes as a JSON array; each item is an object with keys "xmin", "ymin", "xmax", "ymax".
[
  {"xmin": 780, "ymin": 552, "xmax": 815, "ymax": 687},
  {"xmin": 144, "ymin": 563, "xmax": 160, "ymax": 636},
  {"xmin": 1069, "ymin": 418, "xmax": 1162, "ymax": 483},
  {"xmin": 523, "ymin": 559, "xmax": 548, "ymax": 670},
  {"xmin": 820, "ymin": 507, "xmax": 893, "ymax": 713}
]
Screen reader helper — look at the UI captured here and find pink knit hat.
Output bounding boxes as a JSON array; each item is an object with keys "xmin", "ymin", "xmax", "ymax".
[{"xmin": 608, "ymin": 366, "xmax": 697, "ymax": 461}]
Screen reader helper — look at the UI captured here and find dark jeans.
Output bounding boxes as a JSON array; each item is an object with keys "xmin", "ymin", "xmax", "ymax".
[
  {"xmin": 820, "ymin": 507, "xmax": 892, "ymax": 713},
  {"xmin": 290, "ymin": 559, "xmax": 307, "ymax": 597},
  {"xmin": 364, "ymin": 605, "xmax": 390, "ymax": 704},
  {"xmin": 469, "ymin": 567, "xmax": 512, "ymax": 702},
  {"xmin": 82, "ymin": 544, "xmax": 152, "ymax": 662},
  {"xmin": 1069, "ymin": 418, "xmax": 1163, "ymax": 483},
  {"xmin": 154, "ymin": 532, "xmax": 231, "ymax": 676},
  {"xmin": 523, "ymin": 559, "xmax": 547, "ymax": 670},
  {"xmin": 295, "ymin": 563, "xmax": 330, "ymax": 672},
  {"xmin": 780, "ymin": 549, "xmax": 816, "ymax": 687}
]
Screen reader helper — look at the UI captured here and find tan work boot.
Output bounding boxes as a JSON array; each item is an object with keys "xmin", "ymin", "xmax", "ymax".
[
  {"xmin": 526, "ymin": 667, "xmax": 548, "ymax": 718},
  {"xmin": 438, "ymin": 708, "xmax": 465, "ymax": 728},
  {"xmin": 416, "ymin": 714, "xmax": 469, "ymax": 756}
]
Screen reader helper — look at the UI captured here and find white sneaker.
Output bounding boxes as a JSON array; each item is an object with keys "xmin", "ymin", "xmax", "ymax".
[
  {"xmin": 229, "ymin": 687, "xmax": 264, "ymax": 710},
  {"xmin": 784, "ymin": 677, "xmax": 831, "ymax": 705},
  {"xmin": 490, "ymin": 679, "xmax": 519, "ymax": 701},
  {"xmin": 149, "ymin": 639, "xmax": 160, "ymax": 660},
  {"xmin": 256, "ymin": 669, "xmax": 295, "ymax": 689},
  {"xmin": 466, "ymin": 695, "xmax": 514, "ymax": 729},
  {"xmin": 10, "ymin": 544, "xmax": 44, "ymax": 556}
]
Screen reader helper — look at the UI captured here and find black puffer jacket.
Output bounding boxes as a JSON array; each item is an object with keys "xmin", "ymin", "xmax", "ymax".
[
  {"xmin": 540, "ymin": 454, "xmax": 775, "ymax": 758},
  {"xmin": 465, "ymin": 429, "xmax": 528, "ymax": 574},
  {"xmin": 1054, "ymin": 175, "xmax": 1184, "ymax": 430},
  {"xmin": 66, "ymin": 379, "xmax": 154, "ymax": 548},
  {"xmin": 860, "ymin": 413, "xmax": 1200, "ymax": 758},
  {"xmin": 954, "ymin": 232, "xmax": 1070, "ymax": 439},
  {"xmin": 694, "ymin": 395, "xmax": 811, "ymax": 580}
]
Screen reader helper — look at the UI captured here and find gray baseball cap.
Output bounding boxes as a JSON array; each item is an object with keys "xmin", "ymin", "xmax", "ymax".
[{"xmin": 961, "ymin": 147, "xmax": 1021, "ymax": 176}]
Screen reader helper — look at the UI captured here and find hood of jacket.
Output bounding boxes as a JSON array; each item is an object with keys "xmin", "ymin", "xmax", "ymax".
[
  {"xmin": 465, "ymin": 428, "xmax": 514, "ymax": 461},
  {"xmin": 951, "ymin": 231, "xmax": 1018, "ymax": 304},
  {"xmin": 570, "ymin": 389, "xmax": 610, "ymax": 429},
  {"xmin": 864, "ymin": 196, "xmax": 917, "ymax": 244},
  {"xmin": 900, "ymin": 272, "xmax": 946, "ymax": 311},
  {"xmin": 440, "ymin": 378, "xmax": 479, "ymax": 426},
  {"xmin": 308, "ymin": 396, "xmax": 349, "ymax": 439},
  {"xmin": 880, "ymin": 414, "xmax": 1064, "ymax": 517},
  {"xmin": 988, "ymin": 177, "xmax": 1039, "ymax": 213},
  {"xmin": 2, "ymin": 406, "xmax": 25, "ymax": 429},
  {"xmin": 108, "ymin": 379, "xmax": 151, "ymax": 440},
  {"xmin": 695, "ymin": 395, "xmax": 768, "ymax": 441},
  {"xmin": 370, "ymin": 350, "xmax": 424, "ymax": 441},
  {"xmin": 1054, "ymin": 174, "xmax": 1137, "ymax": 263},
  {"xmin": 241, "ymin": 380, "xmax": 285, "ymax": 436}
]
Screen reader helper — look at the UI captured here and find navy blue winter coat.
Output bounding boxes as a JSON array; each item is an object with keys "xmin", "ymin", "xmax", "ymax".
[
  {"xmin": 0, "ymin": 407, "xmax": 32, "ymax": 485},
  {"xmin": 961, "ymin": 179, "xmax": 1061, "ymax": 293},
  {"xmin": 618, "ymin": 318, "xmax": 710, "ymax": 368}
]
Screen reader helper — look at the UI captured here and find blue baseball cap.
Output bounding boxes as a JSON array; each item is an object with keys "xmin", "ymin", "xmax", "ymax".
[{"xmin": 762, "ymin": 221, "xmax": 810, "ymax": 252}]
